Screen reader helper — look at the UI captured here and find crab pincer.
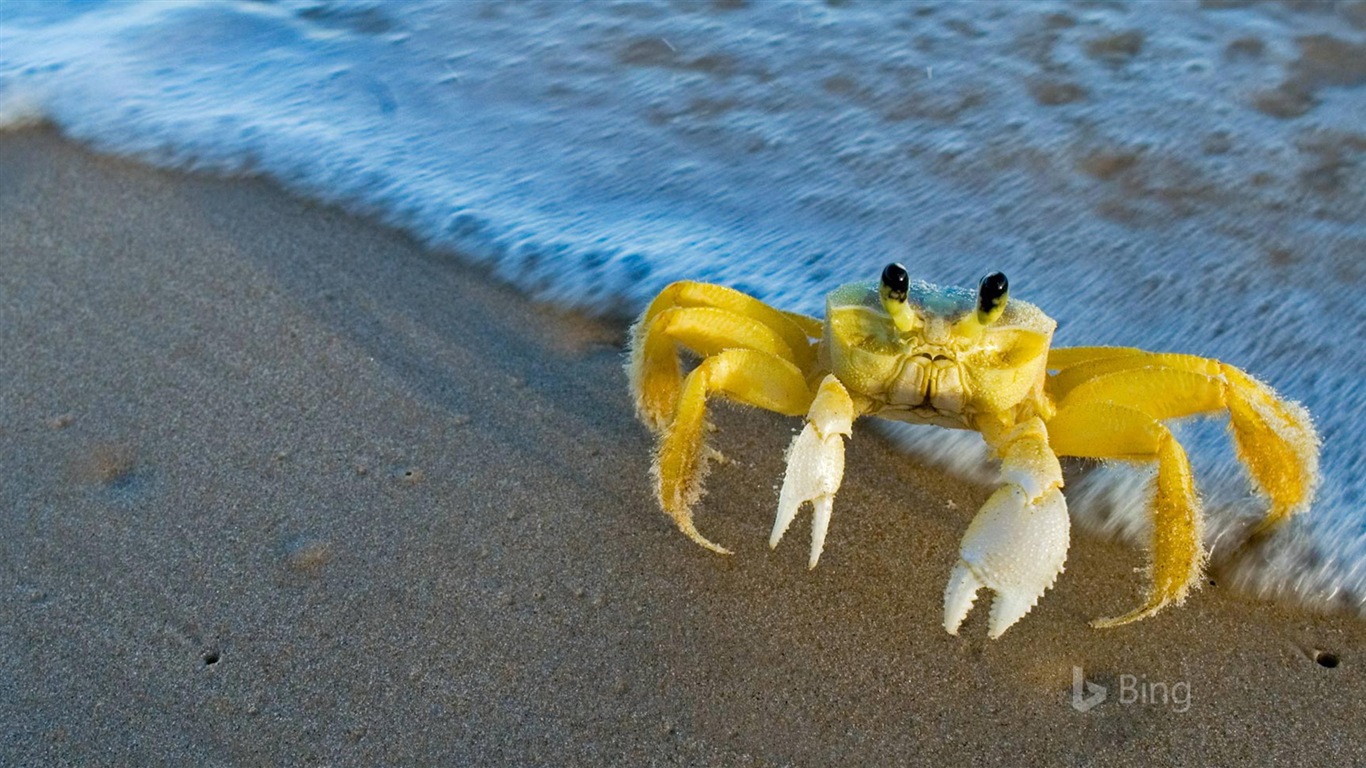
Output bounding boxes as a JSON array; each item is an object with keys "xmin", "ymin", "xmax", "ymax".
[
  {"xmin": 769, "ymin": 375, "xmax": 858, "ymax": 569},
  {"xmin": 944, "ymin": 485, "xmax": 1070, "ymax": 638}
]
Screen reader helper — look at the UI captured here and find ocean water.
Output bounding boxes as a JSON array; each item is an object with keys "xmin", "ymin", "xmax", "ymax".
[{"xmin": 2, "ymin": 0, "xmax": 1363, "ymax": 617}]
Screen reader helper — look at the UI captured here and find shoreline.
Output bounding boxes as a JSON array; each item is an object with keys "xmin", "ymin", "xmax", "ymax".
[{"xmin": 2, "ymin": 128, "xmax": 1362, "ymax": 765}]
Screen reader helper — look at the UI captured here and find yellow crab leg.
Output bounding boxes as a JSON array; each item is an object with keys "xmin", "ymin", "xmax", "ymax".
[
  {"xmin": 1048, "ymin": 402, "xmax": 1205, "ymax": 628},
  {"xmin": 635, "ymin": 281, "xmax": 819, "ymax": 369},
  {"xmin": 628, "ymin": 282, "xmax": 821, "ymax": 432},
  {"xmin": 1049, "ymin": 350, "xmax": 1320, "ymax": 529},
  {"xmin": 1047, "ymin": 345, "xmax": 1146, "ymax": 372},
  {"xmin": 1220, "ymin": 365, "xmax": 1320, "ymax": 534},
  {"xmin": 1047, "ymin": 348, "xmax": 1177, "ymax": 399},
  {"xmin": 780, "ymin": 310, "xmax": 825, "ymax": 340},
  {"xmin": 630, "ymin": 306, "xmax": 804, "ymax": 432},
  {"xmin": 653, "ymin": 348, "xmax": 814, "ymax": 554},
  {"xmin": 1057, "ymin": 365, "xmax": 1225, "ymax": 421}
]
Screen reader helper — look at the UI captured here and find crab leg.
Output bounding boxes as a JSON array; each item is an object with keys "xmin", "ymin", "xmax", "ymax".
[
  {"xmin": 637, "ymin": 281, "xmax": 822, "ymax": 361},
  {"xmin": 652, "ymin": 348, "xmax": 814, "ymax": 554},
  {"xmin": 1047, "ymin": 345, "xmax": 1149, "ymax": 371},
  {"xmin": 628, "ymin": 282, "xmax": 819, "ymax": 430},
  {"xmin": 944, "ymin": 417, "xmax": 1070, "ymax": 638},
  {"xmin": 1048, "ymin": 347, "xmax": 1320, "ymax": 530},
  {"xmin": 1048, "ymin": 401, "xmax": 1205, "ymax": 627},
  {"xmin": 769, "ymin": 375, "xmax": 859, "ymax": 568},
  {"xmin": 629, "ymin": 306, "xmax": 803, "ymax": 432}
]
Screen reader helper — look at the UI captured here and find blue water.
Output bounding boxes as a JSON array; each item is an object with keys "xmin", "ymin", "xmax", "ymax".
[{"xmin": 3, "ymin": 0, "xmax": 1363, "ymax": 616}]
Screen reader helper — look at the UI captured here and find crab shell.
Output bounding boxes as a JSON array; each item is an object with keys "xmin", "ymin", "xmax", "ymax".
[{"xmin": 821, "ymin": 280, "xmax": 1055, "ymax": 428}]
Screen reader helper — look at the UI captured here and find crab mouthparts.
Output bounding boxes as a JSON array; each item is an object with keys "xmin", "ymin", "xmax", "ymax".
[{"xmin": 889, "ymin": 353, "xmax": 967, "ymax": 413}]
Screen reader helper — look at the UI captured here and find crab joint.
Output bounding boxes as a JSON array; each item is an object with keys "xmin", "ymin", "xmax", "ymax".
[{"xmin": 879, "ymin": 262, "xmax": 919, "ymax": 334}]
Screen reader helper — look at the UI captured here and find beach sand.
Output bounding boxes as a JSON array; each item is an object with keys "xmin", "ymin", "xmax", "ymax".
[{"xmin": 1, "ymin": 129, "xmax": 1362, "ymax": 765}]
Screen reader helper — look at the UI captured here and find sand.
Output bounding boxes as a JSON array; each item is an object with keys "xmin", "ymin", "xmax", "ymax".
[{"xmin": 1, "ymin": 129, "xmax": 1362, "ymax": 766}]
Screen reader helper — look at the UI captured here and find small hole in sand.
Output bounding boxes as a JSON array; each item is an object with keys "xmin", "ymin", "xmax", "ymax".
[
  {"xmin": 202, "ymin": 650, "xmax": 221, "ymax": 665},
  {"xmin": 1315, "ymin": 651, "xmax": 1339, "ymax": 669}
]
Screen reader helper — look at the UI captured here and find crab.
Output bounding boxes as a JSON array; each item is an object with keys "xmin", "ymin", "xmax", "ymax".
[{"xmin": 627, "ymin": 264, "xmax": 1320, "ymax": 638}]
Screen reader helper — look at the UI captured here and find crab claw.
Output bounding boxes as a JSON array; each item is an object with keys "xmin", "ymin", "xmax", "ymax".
[
  {"xmin": 770, "ymin": 421, "xmax": 845, "ymax": 568},
  {"xmin": 944, "ymin": 485, "xmax": 1070, "ymax": 638},
  {"xmin": 770, "ymin": 375, "xmax": 855, "ymax": 569}
]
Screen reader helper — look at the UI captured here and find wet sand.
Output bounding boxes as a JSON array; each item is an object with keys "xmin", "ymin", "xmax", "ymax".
[{"xmin": 1, "ymin": 129, "xmax": 1362, "ymax": 765}]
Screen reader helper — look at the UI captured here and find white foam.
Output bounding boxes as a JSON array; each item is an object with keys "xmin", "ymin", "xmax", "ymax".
[{"xmin": 3, "ymin": 0, "xmax": 1362, "ymax": 617}]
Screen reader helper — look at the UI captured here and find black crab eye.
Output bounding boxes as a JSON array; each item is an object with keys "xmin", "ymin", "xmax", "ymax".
[
  {"xmin": 977, "ymin": 271, "xmax": 1008, "ymax": 322},
  {"xmin": 881, "ymin": 262, "xmax": 909, "ymax": 301}
]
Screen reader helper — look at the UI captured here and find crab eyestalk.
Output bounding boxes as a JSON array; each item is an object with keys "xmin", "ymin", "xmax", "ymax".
[
  {"xmin": 879, "ymin": 262, "xmax": 918, "ymax": 333},
  {"xmin": 976, "ymin": 271, "xmax": 1008, "ymax": 325}
]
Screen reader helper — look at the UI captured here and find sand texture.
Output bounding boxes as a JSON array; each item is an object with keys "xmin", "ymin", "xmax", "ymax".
[{"xmin": 1, "ymin": 130, "xmax": 1363, "ymax": 766}]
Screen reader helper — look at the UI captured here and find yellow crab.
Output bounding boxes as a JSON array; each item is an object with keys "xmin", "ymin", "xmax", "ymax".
[{"xmin": 627, "ymin": 264, "xmax": 1320, "ymax": 638}]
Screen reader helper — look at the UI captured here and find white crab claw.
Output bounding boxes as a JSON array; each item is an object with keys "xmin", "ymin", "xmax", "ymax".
[
  {"xmin": 770, "ymin": 422, "xmax": 845, "ymax": 569},
  {"xmin": 943, "ymin": 485, "xmax": 1070, "ymax": 638}
]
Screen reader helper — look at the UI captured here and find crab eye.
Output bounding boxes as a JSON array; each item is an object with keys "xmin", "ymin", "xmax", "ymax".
[
  {"xmin": 881, "ymin": 262, "xmax": 909, "ymax": 302},
  {"xmin": 879, "ymin": 263, "xmax": 919, "ymax": 333},
  {"xmin": 977, "ymin": 271, "xmax": 1008, "ymax": 324}
]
